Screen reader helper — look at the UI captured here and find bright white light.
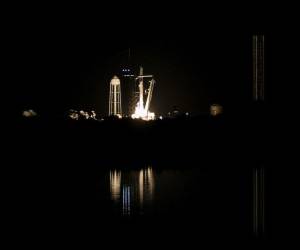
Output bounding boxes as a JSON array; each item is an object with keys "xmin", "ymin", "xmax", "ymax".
[
  {"xmin": 131, "ymin": 102, "xmax": 155, "ymax": 121},
  {"xmin": 159, "ymin": 116, "xmax": 163, "ymax": 120}
]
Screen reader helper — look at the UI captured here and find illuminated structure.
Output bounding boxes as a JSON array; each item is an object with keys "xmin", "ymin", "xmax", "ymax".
[
  {"xmin": 109, "ymin": 76, "xmax": 122, "ymax": 117},
  {"xmin": 253, "ymin": 35, "xmax": 264, "ymax": 101},
  {"xmin": 131, "ymin": 67, "xmax": 155, "ymax": 120}
]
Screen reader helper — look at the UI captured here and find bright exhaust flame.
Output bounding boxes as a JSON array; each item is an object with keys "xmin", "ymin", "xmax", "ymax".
[
  {"xmin": 131, "ymin": 102, "xmax": 155, "ymax": 121},
  {"xmin": 131, "ymin": 67, "xmax": 155, "ymax": 121}
]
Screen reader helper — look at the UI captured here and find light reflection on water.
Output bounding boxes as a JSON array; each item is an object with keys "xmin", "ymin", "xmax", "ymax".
[
  {"xmin": 122, "ymin": 186, "xmax": 131, "ymax": 215},
  {"xmin": 109, "ymin": 170, "xmax": 121, "ymax": 202},
  {"xmin": 109, "ymin": 167, "xmax": 154, "ymax": 216},
  {"xmin": 106, "ymin": 166, "xmax": 252, "ymax": 237}
]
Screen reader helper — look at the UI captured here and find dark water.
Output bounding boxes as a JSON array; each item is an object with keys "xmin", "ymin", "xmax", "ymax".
[
  {"xmin": 95, "ymin": 165, "xmax": 253, "ymax": 242},
  {"xmin": 106, "ymin": 166, "xmax": 248, "ymax": 219},
  {"xmin": 4, "ymin": 160, "xmax": 259, "ymax": 247},
  {"xmin": 4, "ymin": 138, "xmax": 260, "ymax": 247}
]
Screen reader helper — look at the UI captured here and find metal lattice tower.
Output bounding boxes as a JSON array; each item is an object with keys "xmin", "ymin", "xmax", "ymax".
[
  {"xmin": 252, "ymin": 35, "xmax": 265, "ymax": 239},
  {"xmin": 253, "ymin": 35, "xmax": 265, "ymax": 101},
  {"xmin": 109, "ymin": 76, "xmax": 122, "ymax": 116}
]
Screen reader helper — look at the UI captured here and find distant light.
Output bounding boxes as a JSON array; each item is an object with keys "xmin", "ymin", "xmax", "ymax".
[
  {"xmin": 159, "ymin": 116, "xmax": 163, "ymax": 120},
  {"xmin": 185, "ymin": 112, "xmax": 189, "ymax": 116},
  {"xmin": 68, "ymin": 110, "xmax": 79, "ymax": 120},
  {"xmin": 210, "ymin": 104, "xmax": 223, "ymax": 116},
  {"xmin": 22, "ymin": 109, "xmax": 37, "ymax": 117}
]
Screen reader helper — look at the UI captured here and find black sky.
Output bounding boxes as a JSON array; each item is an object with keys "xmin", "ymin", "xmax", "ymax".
[{"xmin": 6, "ymin": 3, "xmax": 292, "ymax": 116}]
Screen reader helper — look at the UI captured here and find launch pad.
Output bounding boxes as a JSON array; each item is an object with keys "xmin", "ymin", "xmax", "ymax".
[
  {"xmin": 109, "ymin": 66, "xmax": 156, "ymax": 121},
  {"xmin": 131, "ymin": 66, "xmax": 155, "ymax": 121}
]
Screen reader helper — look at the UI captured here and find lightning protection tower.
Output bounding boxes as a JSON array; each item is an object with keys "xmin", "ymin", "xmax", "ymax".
[{"xmin": 109, "ymin": 76, "xmax": 122, "ymax": 117}]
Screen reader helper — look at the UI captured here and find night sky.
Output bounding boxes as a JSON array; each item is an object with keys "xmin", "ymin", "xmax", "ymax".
[{"xmin": 6, "ymin": 3, "xmax": 289, "ymax": 117}]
